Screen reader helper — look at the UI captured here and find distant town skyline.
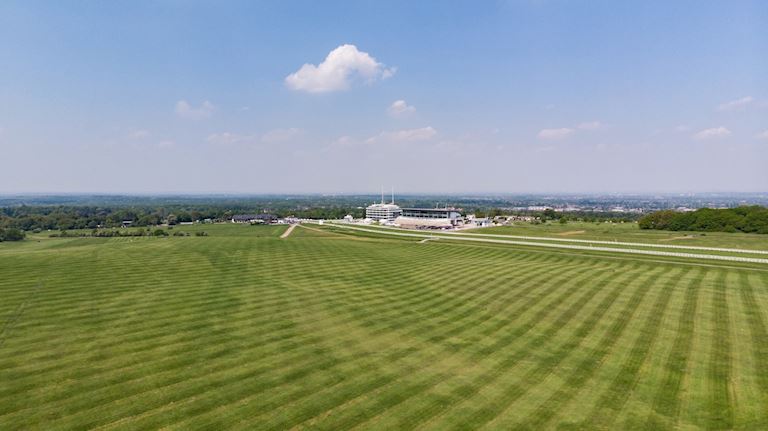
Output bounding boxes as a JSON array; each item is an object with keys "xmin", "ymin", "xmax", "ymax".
[{"xmin": 0, "ymin": 1, "xmax": 766, "ymax": 193}]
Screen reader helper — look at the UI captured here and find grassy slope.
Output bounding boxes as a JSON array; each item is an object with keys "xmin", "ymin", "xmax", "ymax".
[{"xmin": 0, "ymin": 224, "xmax": 767, "ymax": 430}]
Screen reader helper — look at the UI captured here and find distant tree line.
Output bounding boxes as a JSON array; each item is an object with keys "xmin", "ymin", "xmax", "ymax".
[
  {"xmin": 639, "ymin": 206, "xmax": 768, "ymax": 234},
  {"xmin": 0, "ymin": 205, "xmax": 365, "ymax": 232}
]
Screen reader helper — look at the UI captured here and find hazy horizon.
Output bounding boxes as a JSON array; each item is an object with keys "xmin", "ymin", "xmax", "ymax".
[{"xmin": 1, "ymin": 1, "xmax": 766, "ymax": 194}]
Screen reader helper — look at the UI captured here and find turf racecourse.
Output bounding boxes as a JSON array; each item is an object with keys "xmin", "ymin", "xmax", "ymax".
[{"xmin": 1, "ymin": 224, "xmax": 767, "ymax": 430}]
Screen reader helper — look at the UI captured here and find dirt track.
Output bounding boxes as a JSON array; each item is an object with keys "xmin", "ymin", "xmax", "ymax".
[{"xmin": 280, "ymin": 224, "xmax": 297, "ymax": 239}]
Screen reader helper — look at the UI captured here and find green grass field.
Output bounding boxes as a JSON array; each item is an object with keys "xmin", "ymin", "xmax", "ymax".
[
  {"xmin": 467, "ymin": 221, "xmax": 768, "ymax": 251},
  {"xmin": 1, "ymin": 223, "xmax": 768, "ymax": 430}
]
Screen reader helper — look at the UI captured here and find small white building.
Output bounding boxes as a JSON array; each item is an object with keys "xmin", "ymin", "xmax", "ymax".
[{"xmin": 343, "ymin": 214, "xmax": 354, "ymax": 223}]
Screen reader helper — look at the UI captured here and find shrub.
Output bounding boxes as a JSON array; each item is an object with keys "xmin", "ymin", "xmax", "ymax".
[{"xmin": 0, "ymin": 228, "xmax": 26, "ymax": 241}]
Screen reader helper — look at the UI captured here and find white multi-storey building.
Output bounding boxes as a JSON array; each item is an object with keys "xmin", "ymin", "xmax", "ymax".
[
  {"xmin": 366, "ymin": 188, "xmax": 402, "ymax": 223},
  {"xmin": 365, "ymin": 203, "xmax": 402, "ymax": 223}
]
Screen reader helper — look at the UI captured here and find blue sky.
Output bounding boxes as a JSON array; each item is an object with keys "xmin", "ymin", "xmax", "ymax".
[{"xmin": 0, "ymin": 1, "xmax": 766, "ymax": 193}]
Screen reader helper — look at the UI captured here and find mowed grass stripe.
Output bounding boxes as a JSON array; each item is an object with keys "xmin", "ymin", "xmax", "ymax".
[
  {"xmin": 340, "ymin": 261, "xmax": 630, "ymax": 431},
  {"xmin": 647, "ymin": 268, "xmax": 707, "ymax": 426},
  {"xmin": 359, "ymin": 254, "xmax": 577, "ymax": 338},
  {"xmin": 0, "ymin": 243, "xmax": 486, "ymax": 374},
  {"xmin": 706, "ymin": 270, "xmax": 734, "ymax": 430},
  {"xmin": 431, "ymin": 263, "xmax": 655, "ymax": 430},
  {"xmin": 0, "ymin": 250, "xmax": 544, "ymax": 394},
  {"xmin": 582, "ymin": 266, "xmax": 691, "ymax": 429},
  {"xmin": 0, "ymin": 262, "xmax": 520, "ymax": 424},
  {"xmin": 737, "ymin": 272, "xmax": 768, "ymax": 427},
  {"xmin": 506, "ymin": 264, "xmax": 667, "ymax": 430},
  {"xmin": 164, "ymin": 258, "xmax": 600, "ymax": 431},
  {"xmin": 101, "ymin": 253, "xmax": 595, "ymax": 429},
  {"xmin": 1, "ymin": 246, "xmax": 568, "ymax": 428},
  {"xmin": 75, "ymin": 253, "xmax": 564, "ymax": 428},
  {"xmin": 227, "ymin": 259, "xmax": 621, "ymax": 430}
]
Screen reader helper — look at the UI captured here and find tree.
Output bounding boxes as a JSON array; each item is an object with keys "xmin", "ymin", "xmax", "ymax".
[
  {"xmin": 639, "ymin": 206, "xmax": 768, "ymax": 234},
  {"xmin": 542, "ymin": 208, "xmax": 557, "ymax": 220},
  {"xmin": 0, "ymin": 228, "xmax": 25, "ymax": 241}
]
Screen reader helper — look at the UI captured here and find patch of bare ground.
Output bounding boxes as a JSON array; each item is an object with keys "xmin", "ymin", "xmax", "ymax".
[{"xmin": 556, "ymin": 230, "xmax": 586, "ymax": 236}]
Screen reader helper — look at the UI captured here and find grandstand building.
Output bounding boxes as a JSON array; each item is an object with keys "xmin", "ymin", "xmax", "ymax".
[
  {"xmin": 401, "ymin": 208, "xmax": 462, "ymax": 221},
  {"xmin": 396, "ymin": 207, "xmax": 464, "ymax": 229}
]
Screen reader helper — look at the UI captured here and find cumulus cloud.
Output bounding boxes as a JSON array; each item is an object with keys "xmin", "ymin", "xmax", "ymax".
[
  {"xmin": 693, "ymin": 127, "xmax": 731, "ymax": 140},
  {"xmin": 367, "ymin": 126, "xmax": 437, "ymax": 144},
  {"xmin": 577, "ymin": 121, "xmax": 603, "ymax": 130},
  {"xmin": 537, "ymin": 128, "xmax": 574, "ymax": 140},
  {"xmin": 388, "ymin": 100, "xmax": 415, "ymax": 117},
  {"xmin": 175, "ymin": 100, "xmax": 215, "ymax": 119},
  {"xmin": 261, "ymin": 128, "xmax": 302, "ymax": 143},
  {"xmin": 756, "ymin": 130, "xmax": 768, "ymax": 140},
  {"xmin": 285, "ymin": 44, "xmax": 395, "ymax": 93},
  {"xmin": 717, "ymin": 96, "xmax": 754, "ymax": 111}
]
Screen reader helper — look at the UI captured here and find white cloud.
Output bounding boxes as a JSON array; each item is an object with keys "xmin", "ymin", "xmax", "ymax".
[
  {"xmin": 756, "ymin": 130, "xmax": 768, "ymax": 140},
  {"xmin": 175, "ymin": 100, "xmax": 215, "ymax": 119},
  {"xmin": 127, "ymin": 129, "xmax": 151, "ymax": 140},
  {"xmin": 207, "ymin": 132, "xmax": 248, "ymax": 146},
  {"xmin": 207, "ymin": 129, "xmax": 301, "ymax": 146},
  {"xmin": 391, "ymin": 127, "xmax": 436, "ymax": 141},
  {"xmin": 261, "ymin": 128, "xmax": 302, "ymax": 143},
  {"xmin": 157, "ymin": 140, "xmax": 175, "ymax": 149},
  {"xmin": 693, "ymin": 127, "xmax": 731, "ymax": 140},
  {"xmin": 717, "ymin": 96, "xmax": 754, "ymax": 111},
  {"xmin": 537, "ymin": 128, "xmax": 574, "ymax": 140},
  {"xmin": 285, "ymin": 44, "xmax": 395, "ymax": 93},
  {"xmin": 388, "ymin": 100, "xmax": 415, "ymax": 117},
  {"xmin": 577, "ymin": 121, "xmax": 603, "ymax": 130},
  {"xmin": 333, "ymin": 135, "xmax": 355, "ymax": 146},
  {"xmin": 674, "ymin": 125, "xmax": 691, "ymax": 132},
  {"xmin": 367, "ymin": 126, "xmax": 437, "ymax": 144}
]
